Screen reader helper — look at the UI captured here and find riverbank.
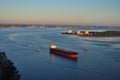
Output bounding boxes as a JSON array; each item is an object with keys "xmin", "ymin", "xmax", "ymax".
[
  {"xmin": 83, "ymin": 39, "xmax": 120, "ymax": 44},
  {"xmin": 0, "ymin": 51, "xmax": 20, "ymax": 80}
]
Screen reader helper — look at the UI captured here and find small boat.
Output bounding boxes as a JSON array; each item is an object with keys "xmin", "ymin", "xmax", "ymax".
[
  {"xmin": 36, "ymin": 49, "xmax": 40, "ymax": 53},
  {"xmin": 84, "ymin": 48, "xmax": 88, "ymax": 51},
  {"xmin": 49, "ymin": 44, "xmax": 78, "ymax": 59}
]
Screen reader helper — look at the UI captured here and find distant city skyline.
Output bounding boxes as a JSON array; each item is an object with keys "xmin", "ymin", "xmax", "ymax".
[{"xmin": 0, "ymin": 0, "xmax": 120, "ymax": 26}]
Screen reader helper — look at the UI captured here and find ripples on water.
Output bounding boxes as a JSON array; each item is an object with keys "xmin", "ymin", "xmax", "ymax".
[{"xmin": 0, "ymin": 28, "xmax": 120, "ymax": 80}]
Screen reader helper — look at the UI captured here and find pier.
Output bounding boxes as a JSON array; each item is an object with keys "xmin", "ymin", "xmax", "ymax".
[{"xmin": 61, "ymin": 30, "xmax": 120, "ymax": 37}]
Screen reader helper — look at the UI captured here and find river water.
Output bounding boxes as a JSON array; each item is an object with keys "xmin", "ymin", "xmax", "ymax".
[{"xmin": 0, "ymin": 27, "xmax": 120, "ymax": 80}]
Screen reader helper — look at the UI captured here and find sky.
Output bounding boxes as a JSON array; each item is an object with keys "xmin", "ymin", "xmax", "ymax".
[{"xmin": 0, "ymin": 0, "xmax": 120, "ymax": 26}]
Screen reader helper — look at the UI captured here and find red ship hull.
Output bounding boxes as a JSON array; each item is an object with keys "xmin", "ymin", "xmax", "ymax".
[{"xmin": 50, "ymin": 48, "xmax": 78, "ymax": 59}]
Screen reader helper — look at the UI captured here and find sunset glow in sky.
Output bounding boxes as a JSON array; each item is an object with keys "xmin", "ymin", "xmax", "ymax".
[{"xmin": 0, "ymin": 0, "xmax": 120, "ymax": 26}]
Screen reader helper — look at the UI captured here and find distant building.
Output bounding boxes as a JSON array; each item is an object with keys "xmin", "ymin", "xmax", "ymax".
[
  {"xmin": 76, "ymin": 30, "xmax": 83, "ymax": 35},
  {"xmin": 67, "ymin": 30, "xmax": 73, "ymax": 34},
  {"xmin": 84, "ymin": 30, "xmax": 90, "ymax": 35}
]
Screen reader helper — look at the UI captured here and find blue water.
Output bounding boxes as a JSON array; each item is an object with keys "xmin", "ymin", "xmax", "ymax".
[{"xmin": 0, "ymin": 28, "xmax": 120, "ymax": 80}]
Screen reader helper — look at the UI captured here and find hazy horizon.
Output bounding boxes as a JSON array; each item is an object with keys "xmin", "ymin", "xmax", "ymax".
[{"xmin": 0, "ymin": 0, "xmax": 120, "ymax": 26}]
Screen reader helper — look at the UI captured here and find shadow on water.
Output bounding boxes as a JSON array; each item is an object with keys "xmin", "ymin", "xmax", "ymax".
[
  {"xmin": 48, "ymin": 53, "xmax": 78, "ymax": 71},
  {"xmin": 0, "ymin": 52, "xmax": 21, "ymax": 80}
]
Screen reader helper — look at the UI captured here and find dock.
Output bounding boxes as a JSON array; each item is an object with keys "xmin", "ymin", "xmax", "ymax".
[{"xmin": 61, "ymin": 30, "xmax": 120, "ymax": 37}]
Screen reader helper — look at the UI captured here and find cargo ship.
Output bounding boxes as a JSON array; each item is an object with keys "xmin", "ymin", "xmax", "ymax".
[{"xmin": 49, "ymin": 44, "xmax": 78, "ymax": 59}]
